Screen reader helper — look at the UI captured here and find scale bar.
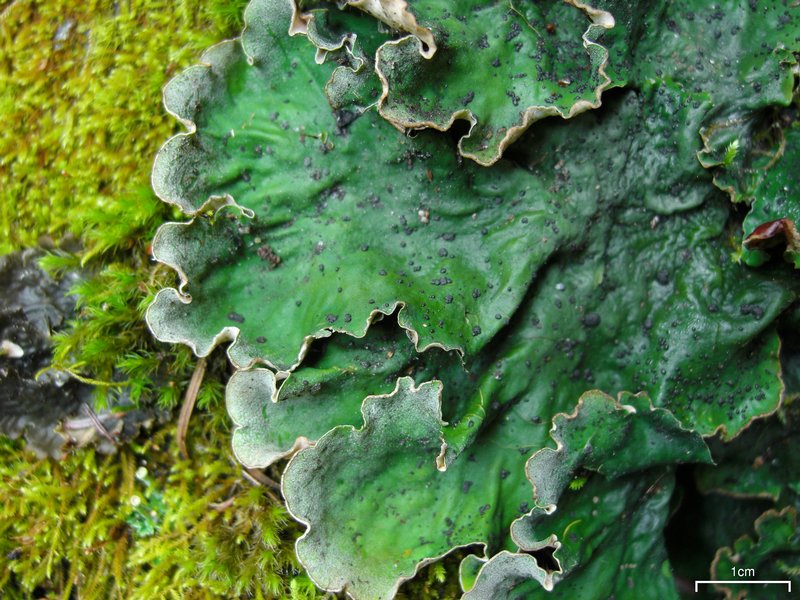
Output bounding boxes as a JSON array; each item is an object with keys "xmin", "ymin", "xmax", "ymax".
[{"xmin": 695, "ymin": 580, "xmax": 792, "ymax": 593}]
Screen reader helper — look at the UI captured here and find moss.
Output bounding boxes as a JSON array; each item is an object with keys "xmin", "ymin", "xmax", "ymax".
[
  {"xmin": 0, "ymin": 0, "xmax": 252, "ymax": 407},
  {"xmin": 0, "ymin": 0, "xmax": 248, "ymax": 252},
  {"xmin": 44, "ymin": 254, "xmax": 205, "ymax": 409},
  {"xmin": 0, "ymin": 407, "xmax": 323, "ymax": 599},
  {"xmin": 0, "ymin": 404, "xmax": 463, "ymax": 598}
]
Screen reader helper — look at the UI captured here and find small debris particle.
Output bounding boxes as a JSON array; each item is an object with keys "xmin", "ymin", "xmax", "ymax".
[
  {"xmin": 472, "ymin": 326, "xmax": 482, "ymax": 337},
  {"xmin": 505, "ymin": 21, "xmax": 522, "ymax": 41},
  {"xmin": 227, "ymin": 312, "xmax": 245, "ymax": 323},
  {"xmin": 740, "ymin": 304, "xmax": 765, "ymax": 320},
  {"xmin": 582, "ymin": 313, "xmax": 601, "ymax": 328},
  {"xmin": 257, "ymin": 244, "xmax": 281, "ymax": 268},
  {"xmin": 326, "ymin": 314, "xmax": 338, "ymax": 323},
  {"xmin": 256, "ymin": 336, "xmax": 266, "ymax": 343}
]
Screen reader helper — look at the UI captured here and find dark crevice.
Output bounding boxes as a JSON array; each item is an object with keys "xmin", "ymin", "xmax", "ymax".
[
  {"xmin": 447, "ymin": 117, "xmax": 473, "ymax": 151},
  {"xmin": 664, "ymin": 465, "xmax": 772, "ymax": 599},
  {"xmin": 522, "ymin": 545, "xmax": 560, "ymax": 573}
]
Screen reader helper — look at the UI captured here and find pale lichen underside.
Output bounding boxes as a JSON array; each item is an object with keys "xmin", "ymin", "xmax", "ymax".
[{"xmin": 462, "ymin": 390, "xmax": 712, "ymax": 596}]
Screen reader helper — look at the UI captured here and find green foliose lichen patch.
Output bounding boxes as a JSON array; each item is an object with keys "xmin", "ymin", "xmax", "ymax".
[
  {"xmin": 305, "ymin": 0, "xmax": 614, "ymax": 166},
  {"xmin": 134, "ymin": 0, "xmax": 800, "ymax": 598},
  {"xmin": 146, "ymin": 0, "xmax": 612, "ymax": 371}
]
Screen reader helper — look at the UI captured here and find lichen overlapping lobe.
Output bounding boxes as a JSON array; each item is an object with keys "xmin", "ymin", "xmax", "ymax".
[
  {"xmin": 239, "ymin": 90, "xmax": 797, "ymax": 598},
  {"xmin": 147, "ymin": 0, "xmax": 606, "ymax": 372},
  {"xmin": 309, "ymin": 0, "xmax": 615, "ymax": 165}
]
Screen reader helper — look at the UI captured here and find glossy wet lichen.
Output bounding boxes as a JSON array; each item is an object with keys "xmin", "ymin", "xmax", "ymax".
[
  {"xmin": 146, "ymin": 0, "xmax": 800, "ymax": 598},
  {"xmin": 4, "ymin": 0, "xmax": 800, "ymax": 598}
]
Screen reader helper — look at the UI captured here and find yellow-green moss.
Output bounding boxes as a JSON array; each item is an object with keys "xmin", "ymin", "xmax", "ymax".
[
  {"xmin": 0, "ymin": 0, "xmax": 247, "ymax": 253},
  {"xmin": 0, "ymin": 406, "xmax": 463, "ymax": 599},
  {"xmin": 0, "ymin": 411, "xmax": 322, "ymax": 599}
]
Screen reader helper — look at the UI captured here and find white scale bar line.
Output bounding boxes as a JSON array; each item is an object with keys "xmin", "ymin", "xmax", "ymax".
[{"xmin": 694, "ymin": 580, "xmax": 792, "ymax": 593}]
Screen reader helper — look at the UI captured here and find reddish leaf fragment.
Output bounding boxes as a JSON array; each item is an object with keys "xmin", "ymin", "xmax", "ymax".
[{"xmin": 744, "ymin": 218, "xmax": 800, "ymax": 252}]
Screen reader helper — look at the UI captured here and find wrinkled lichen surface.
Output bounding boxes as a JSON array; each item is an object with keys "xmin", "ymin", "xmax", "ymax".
[{"xmin": 2, "ymin": 0, "xmax": 800, "ymax": 598}]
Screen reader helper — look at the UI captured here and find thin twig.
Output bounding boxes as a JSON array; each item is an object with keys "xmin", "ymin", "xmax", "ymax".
[
  {"xmin": 761, "ymin": 125, "xmax": 787, "ymax": 171},
  {"xmin": 62, "ymin": 411, "xmax": 126, "ymax": 430},
  {"xmin": 209, "ymin": 497, "xmax": 236, "ymax": 511},
  {"xmin": 243, "ymin": 468, "xmax": 282, "ymax": 503},
  {"xmin": 244, "ymin": 467, "xmax": 282, "ymax": 492},
  {"xmin": 81, "ymin": 403, "xmax": 118, "ymax": 447},
  {"xmin": 177, "ymin": 357, "xmax": 207, "ymax": 460}
]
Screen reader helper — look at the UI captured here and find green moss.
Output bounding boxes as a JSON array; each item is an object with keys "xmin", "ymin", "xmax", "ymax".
[
  {"xmin": 0, "ymin": 404, "xmax": 464, "ymax": 598},
  {"xmin": 0, "ymin": 409, "xmax": 323, "ymax": 599},
  {"xmin": 0, "ymin": 0, "xmax": 248, "ymax": 253},
  {"xmin": 1, "ymin": 3, "xmax": 325, "ymax": 596},
  {"xmin": 45, "ymin": 255, "xmax": 203, "ymax": 409}
]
